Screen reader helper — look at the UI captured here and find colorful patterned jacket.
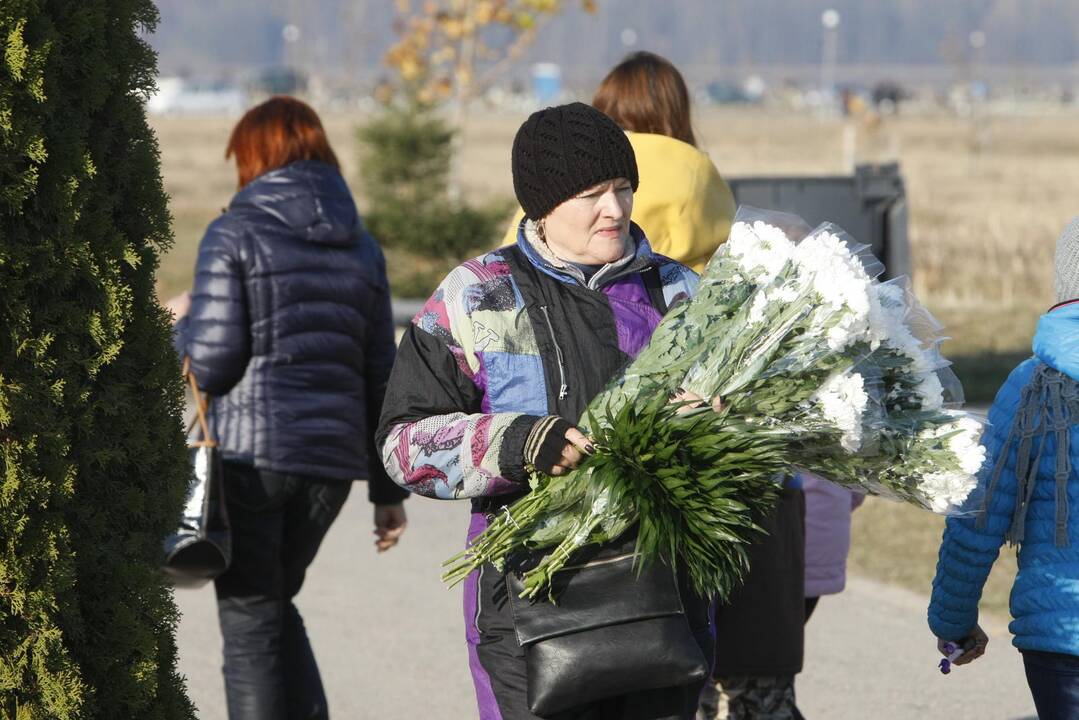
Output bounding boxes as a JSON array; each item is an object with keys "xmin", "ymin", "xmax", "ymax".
[{"xmin": 376, "ymin": 222, "xmax": 697, "ymax": 505}]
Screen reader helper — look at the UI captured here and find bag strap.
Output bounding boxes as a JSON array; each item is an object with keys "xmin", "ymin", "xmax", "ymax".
[{"xmin": 182, "ymin": 357, "xmax": 217, "ymax": 448}]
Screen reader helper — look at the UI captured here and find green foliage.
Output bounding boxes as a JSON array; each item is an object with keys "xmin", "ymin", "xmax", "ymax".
[
  {"xmin": 0, "ymin": 2, "xmax": 193, "ymax": 718},
  {"xmin": 357, "ymin": 100, "xmax": 511, "ymax": 297},
  {"xmin": 582, "ymin": 398, "xmax": 783, "ymax": 599},
  {"xmin": 442, "ymin": 390, "xmax": 786, "ymax": 601}
]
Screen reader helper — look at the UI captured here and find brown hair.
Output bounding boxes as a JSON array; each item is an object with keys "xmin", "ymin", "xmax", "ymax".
[
  {"xmin": 225, "ymin": 96, "xmax": 339, "ymax": 188},
  {"xmin": 592, "ymin": 51, "xmax": 696, "ymax": 147}
]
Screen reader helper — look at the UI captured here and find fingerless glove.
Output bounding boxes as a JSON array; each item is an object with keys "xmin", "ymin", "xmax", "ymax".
[{"xmin": 524, "ymin": 416, "xmax": 575, "ymax": 475}]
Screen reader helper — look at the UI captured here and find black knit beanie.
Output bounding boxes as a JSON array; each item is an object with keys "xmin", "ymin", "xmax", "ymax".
[{"xmin": 511, "ymin": 102, "xmax": 639, "ymax": 220}]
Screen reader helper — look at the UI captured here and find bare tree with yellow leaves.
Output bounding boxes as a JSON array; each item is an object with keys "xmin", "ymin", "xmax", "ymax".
[
  {"xmin": 384, "ymin": 0, "xmax": 596, "ymax": 105},
  {"xmin": 381, "ymin": 0, "xmax": 597, "ymax": 197}
]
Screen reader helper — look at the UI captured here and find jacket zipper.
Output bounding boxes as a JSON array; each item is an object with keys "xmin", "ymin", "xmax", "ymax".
[
  {"xmin": 539, "ymin": 305, "xmax": 568, "ymax": 400},
  {"xmin": 474, "ymin": 561, "xmax": 487, "ymax": 634}
]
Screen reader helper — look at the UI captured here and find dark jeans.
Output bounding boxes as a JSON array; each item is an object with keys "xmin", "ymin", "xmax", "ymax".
[
  {"xmin": 215, "ymin": 462, "xmax": 351, "ymax": 720},
  {"xmin": 1023, "ymin": 649, "xmax": 1079, "ymax": 720}
]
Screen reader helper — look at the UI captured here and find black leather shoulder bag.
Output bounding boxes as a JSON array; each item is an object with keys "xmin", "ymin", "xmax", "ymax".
[{"xmin": 506, "ymin": 537, "xmax": 708, "ymax": 717}]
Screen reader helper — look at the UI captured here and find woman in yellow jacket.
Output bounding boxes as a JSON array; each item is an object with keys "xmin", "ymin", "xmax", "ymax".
[{"xmin": 501, "ymin": 51, "xmax": 735, "ymax": 272}]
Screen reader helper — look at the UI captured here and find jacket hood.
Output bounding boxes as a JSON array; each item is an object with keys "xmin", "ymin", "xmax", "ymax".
[
  {"xmin": 1033, "ymin": 300, "xmax": 1079, "ymax": 380},
  {"xmin": 627, "ymin": 131, "xmax": 708, "ymax": 170},
  {"xmin": 231, "ymin": 160, "xmax": 360, "ymax": 246},
  {"xmin": 626, "ymin": 132, "xmax": 735, "ymax": 271}
]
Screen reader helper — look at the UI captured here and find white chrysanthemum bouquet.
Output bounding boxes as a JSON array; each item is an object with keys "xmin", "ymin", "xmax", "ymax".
[{"xmin": 443, "ymin": 207, "xmax": 986, "ymax": 600}]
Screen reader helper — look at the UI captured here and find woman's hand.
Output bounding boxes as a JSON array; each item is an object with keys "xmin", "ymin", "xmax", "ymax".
[
  {"xmin": 373, "ymin": 503, "xmax": 407, "ymax": 553},
  {"xmin": 549, "ymin": 427, "xmax": 594, "ymax": 476},
  {"xmin": 937, "ymin": 624, "xmax": 988, "ymax": 666},
  {"xmin": 526, "ymin": 416, "xmax": 594, "ymax": 476},
  {"xmin": 670, "ymin": 388, "xmax": 724, "ymax": 415},
  {"xmin": 164, "ymin": 290, "xmax": 192, "ymax": 324}
]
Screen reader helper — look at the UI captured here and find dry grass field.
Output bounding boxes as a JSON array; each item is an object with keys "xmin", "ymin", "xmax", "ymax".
[
  {"xmin": 152, "ymin": 106, "xmax": 1075, "ymax": 615},
  {"xmin": 154, "ymin": 107, "xmax": 1073, "ymax": 347}
]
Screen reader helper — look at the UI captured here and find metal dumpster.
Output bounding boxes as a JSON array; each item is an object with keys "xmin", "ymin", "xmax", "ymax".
[{"xmin": 728, "ymin": 162, "xmax": 909, "ymax": 280}]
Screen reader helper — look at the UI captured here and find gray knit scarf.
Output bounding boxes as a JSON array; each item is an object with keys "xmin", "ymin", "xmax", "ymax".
[
  {"xmin": 977, "ymin": 363, "xmax": 1079, "ymax": 547},
  {"xmin": 523, "ymin": 219, "xmax": 637, "ymax": 290}
]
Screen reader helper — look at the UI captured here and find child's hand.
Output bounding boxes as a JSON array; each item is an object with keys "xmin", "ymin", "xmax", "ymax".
[{"xmin": 937, "ymin": 624, "xmax": 988, "ymax": 666}]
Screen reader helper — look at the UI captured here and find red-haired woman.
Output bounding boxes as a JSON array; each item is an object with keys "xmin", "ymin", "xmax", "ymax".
[{"xmin": 167, "ymin": 96, "xmax": 408, "ymax": 719}]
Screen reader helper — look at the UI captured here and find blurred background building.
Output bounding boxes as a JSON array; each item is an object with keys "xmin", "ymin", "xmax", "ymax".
[{"xmin": 148, "ymin": 0, "xmax": 1079, "ymax": 116}]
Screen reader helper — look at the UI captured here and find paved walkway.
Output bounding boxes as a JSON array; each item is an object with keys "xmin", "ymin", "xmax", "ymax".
[{"xmin": 175, "ymin": 494, "xmax": 1037, "ymax": 719}]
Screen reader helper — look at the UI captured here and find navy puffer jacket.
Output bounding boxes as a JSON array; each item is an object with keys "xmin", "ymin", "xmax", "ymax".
[{"xmin": 173, "ymin": 160, "xmax": 408, "ymax": 504}]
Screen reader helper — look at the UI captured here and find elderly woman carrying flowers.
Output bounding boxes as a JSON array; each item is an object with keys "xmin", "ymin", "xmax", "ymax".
[{"xmin": 377, "ymin": 103, "xmax": 708, "ymax": 720}]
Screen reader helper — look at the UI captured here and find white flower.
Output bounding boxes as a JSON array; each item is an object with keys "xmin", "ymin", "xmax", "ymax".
[
  {"xmin": 793, "ymin": 232, "xmax": 876, "ymax": 351},
  {"xmin": 942, "ymin": 413, "xmax": 987, "ymax": 475},
  {"xmin": 919, "ymin": 471, "xmax": 978, "ymax": 513},
  {"xmin": 795, "ymin": 232, "xmax": 874, "ymax": 305},
  {"xmin": 917, "ymin": 411, "xmax": 986, "ymax": 478},
  {"xmin": 811, "ymin": 371, "xmax": 869, "ymax": 453},
  {"xmin": 774, "ymin": 284, "xmax": 801, "ymax": 303},
  {"xmin": 916, "ymin": 411, "xmax": 986, "ymax": 512},
  {"xmin": 726, "ymin": 221, "xmax": 796, "ymax": 281},
  {"xmin": 746, "ymin": 283, "xmax": 801, "ymax": 324},
  {"xmin": 871, "ymin": 282, "xmax": 942, "ymax": 374},
  {"xmin": 915, "ymin": 371, "xmax": 945, "ymax": 411},
  {"xmin": 746, "ymin": 291, "xmax": 769, "ymax": 325}
]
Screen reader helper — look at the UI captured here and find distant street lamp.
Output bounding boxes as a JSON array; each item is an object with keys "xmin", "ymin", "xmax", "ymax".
[
  {"xmin": 820, "ymin": 9, "xmax": 841, "ymax": 114},
  {"xmin": 282, "ymin": 23, "xmax": 301, "ymax": 72},
  {"xmin": 969, "ymin": 29, "xmax": 987, "ymax": 103}
]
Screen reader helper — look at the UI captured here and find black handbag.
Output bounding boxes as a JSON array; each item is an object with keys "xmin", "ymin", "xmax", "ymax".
[
  {"xmin": 162, "ymin": 361, "xmax": 232, "ymax": 588},
  {"xmin": 506, "ymin": 536, "xmax": 708, "ymax": 717}
]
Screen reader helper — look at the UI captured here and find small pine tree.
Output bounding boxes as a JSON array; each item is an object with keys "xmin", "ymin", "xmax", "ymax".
[
  {"xmin": 357, "ymin": 100, "xmax": 511, "ymax": 297},
  {"xmin": 0, "ymin": 3, "xmax": 194, "ymax": 718}
]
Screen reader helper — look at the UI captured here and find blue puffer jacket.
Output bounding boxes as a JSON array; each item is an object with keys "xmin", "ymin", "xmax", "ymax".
[
  {"xmin": 928, "ymin": 301, "xmax": 1079, "ymax": 654},
  {"xmin": 173, "ymin": 160, "xmax": 407, "ymax": 504}
]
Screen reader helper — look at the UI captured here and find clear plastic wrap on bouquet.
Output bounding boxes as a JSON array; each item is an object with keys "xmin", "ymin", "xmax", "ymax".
[{"xmin": 871, "ymin": 276, "xmax": 965, "ymax": 409}]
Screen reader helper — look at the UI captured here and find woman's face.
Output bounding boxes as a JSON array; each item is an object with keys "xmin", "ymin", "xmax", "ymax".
[{"xmin": 542, "ymin": 178, "xmax": 634, "ymax": 265}]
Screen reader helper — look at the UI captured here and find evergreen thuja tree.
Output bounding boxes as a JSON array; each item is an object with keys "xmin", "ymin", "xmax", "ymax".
[
  {"xmin": 358, "ymin": 99, "xmax": 511, "ymax": 297},
  {"xmin": 0, "ymin": 3, "xmax": 194, "ymax": 718}
]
